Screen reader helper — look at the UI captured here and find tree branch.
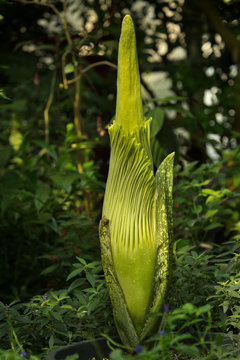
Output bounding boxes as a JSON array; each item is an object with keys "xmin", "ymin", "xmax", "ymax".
[{"xmin": 14, "ymin": 0, "xmax": 61, "ymax": 18}]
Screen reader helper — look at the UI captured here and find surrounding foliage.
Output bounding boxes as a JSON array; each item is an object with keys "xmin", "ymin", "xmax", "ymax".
[{"xmin": 0, "ymin": 0, "xmax": 240, "ymax": 359}]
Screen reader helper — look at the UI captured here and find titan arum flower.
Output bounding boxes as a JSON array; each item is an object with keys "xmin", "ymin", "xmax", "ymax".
[{"xmin": 99, "ymin": 14, "xmax": 174, "ymax": 348}]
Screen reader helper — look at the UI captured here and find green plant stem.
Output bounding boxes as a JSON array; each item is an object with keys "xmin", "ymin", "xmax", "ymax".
[{"xmin": 7, "ymin": 312, "xmax": 24, "ymax": 353}]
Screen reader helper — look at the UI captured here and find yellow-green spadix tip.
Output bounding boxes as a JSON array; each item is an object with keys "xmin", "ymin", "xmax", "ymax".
[
  {"xmin": 121, "ymin": 14, "xmax": 135, "ymax": 37},
  {"xmin": 115, "ymin": 14, "xmax": 143, "ymax": 131}
]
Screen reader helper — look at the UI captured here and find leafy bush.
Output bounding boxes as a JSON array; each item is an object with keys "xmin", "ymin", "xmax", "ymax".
[
  {"xmin": 110, "ymin": 303, "xmax": 240, "ymax": 359},
  {"xmin": 0, "ymin": 258, "xmax": 114, "ymax": 358},
  {"xmin": 0, "ymin": 124, "xmax": 105, "ymax": 301},
  {"xmin": 1, "ymin": 151, "xmax": 240, "ymax": 359},
  {"xmin": 170, "ymin": 151, "xmax": 240, "ymax": 334}
]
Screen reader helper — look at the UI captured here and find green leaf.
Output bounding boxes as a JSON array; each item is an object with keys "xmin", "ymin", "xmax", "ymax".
[
  {"xmin": 86, "ymin": 272, "xmax": 96, "ymax": 287},
  {"xmin": 205, "ymin": 209, "xmax": 218, "ymax": 219},
  {"xmin": 65, "ymin": 355, "xmax": 78, "ymax": 360},
  {"xmin": 222, "ymin": 300, "xmax": 229, "ymax": 313},
  {"xmin": 49, "ymin": 335, "xmax": 55, "ymax": 348},
  {"xmin": 34, "ymin": 182, "xmax": 51, "ymax": 211},
  {"xmin": 60, "ymin": 305, "xmax": 73, "ymax": 310},
  {"xmin": 66, "ymin": 268, "xmax": 83, "ymax": 281},
  {"xmin": 195, "ymin": 304, "xmax": 212, "ymax": 316},
  {"xmin": 205, "ymin": 222, "xmax": 223, "ymax": 231},
  {"xmin": 182, "ymin": 161, "xmax": 198, "ymax": 176},
  {"xmin": 0, "ymin": 89, "xmax": 10, "ymax": 100},
  {"xmin": 150, "ymin": 121, "xmax": 178, "ymax": 168},
  {"xmin": 52, "ymin": 311, "xmax": 63, "ymax": 322},
  {"xmin": 88, "ymin": 298, "xmax": 100, "ymax": 314},
  {"xmin": 51, "ymin": 173, "xmax": 79, "ymax": 193},
  {"xmin": 201, "ymin": 188, "xmax": 218, "ymax": 196},
  {"xmin": 64, "ymin": 63, "xmax": 74, "ymax": 74},
  {"xmin": 147, "ymin": 108, "xmax": 164, "ymax": 138},
  {"xmin": 41, "ymin": 263, "xmax": 58, "ymax": 275},
  {"xmin": 192, "ymin": 179, "xmax": 211, "ymax": 187},
  {"xmin": 176, "ymin": 344, "xmax": 200, "ymax": 357},
  {"xmin": 75, "ymin": 292, "xmax": 87, "ymax": 306},
  {"xmin": 68, "ymin": 278, "xmax": 84, "ymax": 292},
  {"xmin": 233, "ymin": 174, "xmax": 240, "ymax": 187},
  {"xmin": 194, "ymin": 204, "xmax": 202, "ymax": 214},
  {"xmin": 151, "ymin": 137, "xmax": 167, "ymax": 168},
  {"xmin": 34, "ymin": 140, "xmax": 58, "ymax": 162},
  {"xmin": 76, "ymin": 257, "xmax": 87, "ymax": 265}
]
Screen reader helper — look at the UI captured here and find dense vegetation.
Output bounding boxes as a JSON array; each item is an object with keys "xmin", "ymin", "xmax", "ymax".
[{"xmin": 0, "ymin": 0, "xmax": 240, "ymax": 359}]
